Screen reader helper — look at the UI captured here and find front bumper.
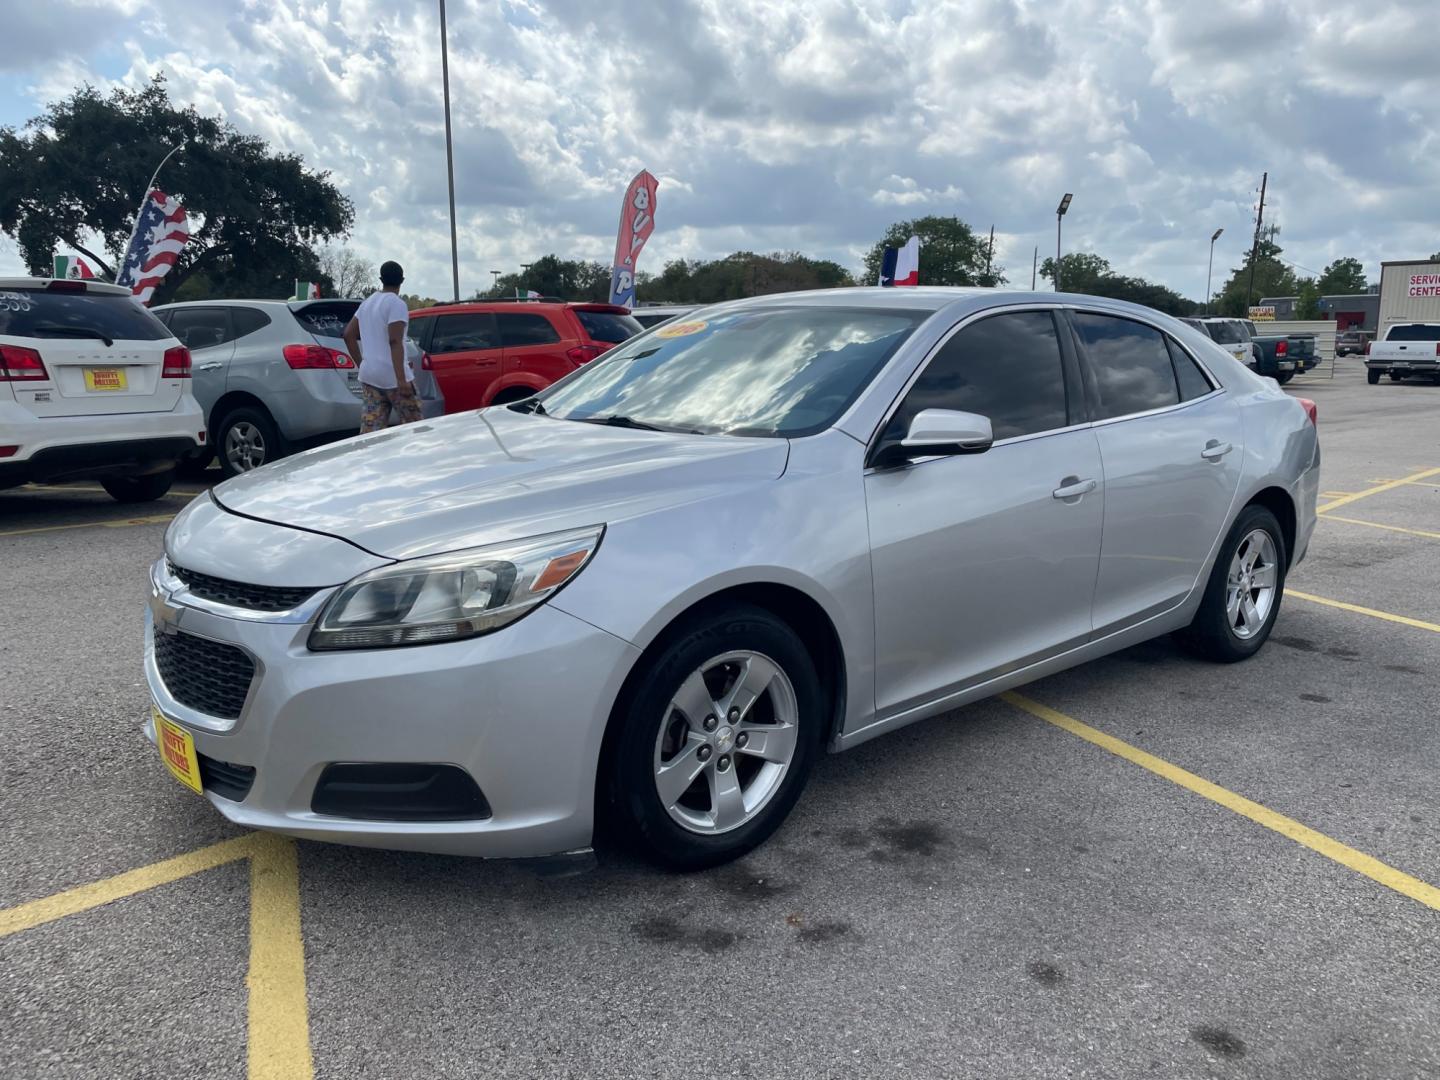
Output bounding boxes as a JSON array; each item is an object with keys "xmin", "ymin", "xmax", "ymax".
[{"xmin": 143, "ymin": 563, "xmax": 640, "ymax": 857}]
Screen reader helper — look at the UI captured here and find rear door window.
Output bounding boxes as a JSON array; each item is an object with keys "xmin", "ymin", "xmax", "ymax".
[
  {"xmin": 0, "ymin": 288, "xmax": 171, "ymax": 341},
  {"xmin": 1072, "ymin": 312, "xmax": 1180, "ymax": 420},
  {"xmin": 573, "ymin": 309, "xmax": 642, "ymax": 344},
  {"xmin": 166, "ymin": 307, "xmax": 232, "ymax": 351},
  {"xmin": 430, "ymin": 313, "xmax": 501, "ymax": 353},
  {"xmin": 498, "ymin": 312, "xmax": 562, "ymax": 347},
  {"xmin": 882, "ymin": 310, "xmax": 1069, "ymax": 444}
]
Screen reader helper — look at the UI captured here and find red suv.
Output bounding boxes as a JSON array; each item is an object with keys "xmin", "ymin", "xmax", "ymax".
[{"xmin": 406, "ymin": 300, "xmax": 642, "ymax": 412}]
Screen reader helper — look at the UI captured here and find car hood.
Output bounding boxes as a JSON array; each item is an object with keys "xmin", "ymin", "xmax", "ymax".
[{"xmin": 210, "ymin": 408, "xmax": 790, "ymax": 560}]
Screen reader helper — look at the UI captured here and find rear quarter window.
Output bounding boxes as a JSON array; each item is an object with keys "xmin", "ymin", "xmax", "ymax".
[
  {"xmin": 574, "ymin": 309, "xmax": 642, "ymax": 344},
  {"xmin": 0, "ymin": 288, "xmax": 170, "ymax": 341}
]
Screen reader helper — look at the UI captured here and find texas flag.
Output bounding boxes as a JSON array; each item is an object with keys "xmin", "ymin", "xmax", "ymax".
[
  {"xmin": 116, "ymin": 189, "xmax": 190, "ymax": 305},
  {"xmin": 877, "ymin": 235, "xmax": 920, "ymax": 287}
]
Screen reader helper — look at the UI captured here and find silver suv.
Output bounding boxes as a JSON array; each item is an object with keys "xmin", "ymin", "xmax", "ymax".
[{"xmin": 151, "ymin": 299, "xmax": 443, "ymax": 477}]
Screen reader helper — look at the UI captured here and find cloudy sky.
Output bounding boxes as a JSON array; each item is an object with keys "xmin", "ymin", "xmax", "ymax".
[{"xmin": 3, "ymin": 0, "xmax": 1438, "ymax": 300}]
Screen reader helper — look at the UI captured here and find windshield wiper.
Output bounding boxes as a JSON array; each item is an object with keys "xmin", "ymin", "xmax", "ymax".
[
  {"xmin": 577, "ymin": 414, "xmax": 665, "ymax": 432},
  {"xmin": 31, "ymin": 324, "xmax": 113, "ymax": 346}
]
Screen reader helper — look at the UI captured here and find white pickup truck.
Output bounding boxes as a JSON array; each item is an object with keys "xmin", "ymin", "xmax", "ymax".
[{"xmin": 1366, "ymin": 323, "xmax": 1440, "ymax": 385}]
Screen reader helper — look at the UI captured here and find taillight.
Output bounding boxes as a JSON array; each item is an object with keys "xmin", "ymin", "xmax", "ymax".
[
  {"xmin": 0, "ymin": 344, "xmax": 48, "ymax": 381},
  {"xmin": 162, "ymin": 345, "xmax": 192, "ymax": 379},
  {"xmin": 566, "ymin": 344, "xmax": 605, "ymax": 365},
  {"xmin": 0, "ymin": 446, "xmax": 18, "ymax": 458},
  {"xmin": 1363, "ymin": 340, "xmax": 1371, "ymax": 356},
  {"xmin": 421, "ymin": 352, "xmax": 434, "ymax": 371},
  {"xmin": 1275, "ymin": 340, "xmax": 1288, "ymax": 357},
  {"xmin": 283, "ymin": 344, "xmax": 355, "ymax": 369},
  {"xmin": 1297, "ymin": 397, "xmax": 1317, "ymax": 426}
]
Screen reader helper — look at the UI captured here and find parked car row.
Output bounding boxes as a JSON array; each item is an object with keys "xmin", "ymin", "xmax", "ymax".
[{"xmin": 1180, "ymin": 317, "xmax": 1316, "ymax": 384}]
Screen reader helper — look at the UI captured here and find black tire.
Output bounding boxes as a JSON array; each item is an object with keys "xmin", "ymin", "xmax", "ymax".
[
  {"xmin": 1367, "ymin": 369, "xmax": 1381, "ymax": 385},
  {"xmin": 1174, "ymin": 504, "xmax": 1287, "ymax": 663},
  {"xmin": 490, "ymin": 387, "xmax": 535, "ymax": 406},
  {"xmin": 102, "ymin": 470, "xmax": 175, "ymax": 503},
  {"xmin": 215, "ymin": 406, "xmax": 283, "ymax": 479},
  {"xmin": 176, "ymin": 447, "xmax": 215, "ymax": 480},
  {"xmin": 601, "ymin": 605, "xmax": 824, "ymax": 870},
  {"xmin": 1274, "ymin": 371, "xmax": 1293, "ymax": 385},
  {"xmin": 1389, "ymin": 372, "xmax": 1404, "ymax": 382}
]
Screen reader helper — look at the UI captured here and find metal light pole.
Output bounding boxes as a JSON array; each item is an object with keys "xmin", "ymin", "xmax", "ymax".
[
  {"xmin": 1031, "ymin": 246, "xmax": 1038, "ymax": 290},
  {"xmin": 438, "ymin": 0, "xmax": 460, "ymax": 303},
  {"xmin": 1206, "ymin": 227, "xmax": 1223, "ymax": 315},
  {"xmin": 1055, "ymin": 193, "xmax": 1073, "ymax": 290},
  {"xmin": 490, "ymin": 270, "xmax": 501, "ymax": 293}
]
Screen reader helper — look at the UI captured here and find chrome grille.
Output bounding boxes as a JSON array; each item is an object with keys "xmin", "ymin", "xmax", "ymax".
[{"xmin": 168, "ymin": 560, "xmax": 317, "ymax": 612}]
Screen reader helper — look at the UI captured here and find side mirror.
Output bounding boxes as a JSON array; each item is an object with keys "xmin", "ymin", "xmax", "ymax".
[{"xmin": 874, "ymin": 408, "xmax": 994, "ymax": 468}]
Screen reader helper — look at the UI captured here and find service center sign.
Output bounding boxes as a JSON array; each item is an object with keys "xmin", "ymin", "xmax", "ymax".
[{"xmin": 1407, "ymin": 273, "xmax": 1440, "ymax": 297}]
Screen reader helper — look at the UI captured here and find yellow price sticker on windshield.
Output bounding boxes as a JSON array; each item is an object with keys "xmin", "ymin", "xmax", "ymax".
[{"xmin": 655, "ymin": 320, "xmax": 708, "ymax": 339}]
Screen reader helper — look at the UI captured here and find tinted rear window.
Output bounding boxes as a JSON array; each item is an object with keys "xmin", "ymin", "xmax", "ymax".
[
  {"xmin": 0, "ymin": 288, "xmax": 170, "ymax": 341},
  {"xmin": 574, "ymin": 309, "xmax": 643, "ymax": 344},
  {"xmin": 1385, "ymin": 324, "xmax": 1440, "ymax": 341},
  {"xmin": 293, "ymin": 301, "xmax": 359, "ymax": 339},
  {"xmin": 1205, "ymin": 321, "xmax": 1244, "ymax": 344}
]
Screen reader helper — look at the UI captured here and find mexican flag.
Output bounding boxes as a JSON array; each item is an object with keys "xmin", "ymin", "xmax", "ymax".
[
  {"xmin": 292, "ymin": 280, "xmax": 321, "ymax": 300},
  {"xmin": 53, "ymin": 255, "xmax": 95, "ymax": 280}
]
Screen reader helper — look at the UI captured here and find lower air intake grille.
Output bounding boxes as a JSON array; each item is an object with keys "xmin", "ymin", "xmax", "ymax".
[
  {"xmin": 197, "ymin": 754, "xmax": 256, "ymax": 801},
  {"xmin": 153, "ymin": 629, "xmax": 256, "ymax": 720}
]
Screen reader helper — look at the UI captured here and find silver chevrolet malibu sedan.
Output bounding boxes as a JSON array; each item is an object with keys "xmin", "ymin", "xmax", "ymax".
[{"xmin": 145, "ymin": 288, "xmax": 1320, "ymax": 869}]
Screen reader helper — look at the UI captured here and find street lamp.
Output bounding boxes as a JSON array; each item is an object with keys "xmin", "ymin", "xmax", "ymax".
[
  {"xmin": 1205, "ymin": 227, "xmax": 1224, "ymax": 315},
  {"xmin": 438, "ymin": 0, "xmax": 460, "ymax": 303},
  {"xmin": 490, "ymin": 270, "xmax": 501, "ymax": 294},
  {"xmin": 1055, "ymin": 193, "xmax": 1073, "ymax": 290}
]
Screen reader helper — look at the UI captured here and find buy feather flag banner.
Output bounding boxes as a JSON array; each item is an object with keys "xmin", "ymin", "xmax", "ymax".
[
  {"xmin": 116, "ymin": 189, "xmax": 190, "ymax": 305},
  {"xmin": 53, "ymin": 255, "xmax": 95, "ymax": 280},
  {"xmin": 608, "ymin": 169, "xmax": 659, "ymax": 309}
]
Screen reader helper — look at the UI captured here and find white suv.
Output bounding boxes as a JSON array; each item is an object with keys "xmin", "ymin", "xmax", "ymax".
[{"xmin": 0, "ymin": 278, "xmax": 205, "ymax": 501}]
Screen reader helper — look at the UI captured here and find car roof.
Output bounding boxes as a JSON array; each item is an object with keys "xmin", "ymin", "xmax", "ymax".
[
  {"xmin": 151, "ymin": 299, "xmax": 362, "ymax": 310},
  {"xmin": 409, "ymin": 300, "xmax": 632, "ymax": 317},
  {"xmin": 0, "ymin": 277, "xmax": 134, "ymax": 297}
]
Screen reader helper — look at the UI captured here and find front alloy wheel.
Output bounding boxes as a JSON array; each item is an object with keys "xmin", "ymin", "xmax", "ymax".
[
  {"xmin": 604, "ymin": 605, "xmax": 822, "ymax": 869},
  {"xmin": 653, "ymin": 651, "xmax": 799, "ymax": 835},
  {"xmin": 1224, "ymin": 529, "xmax": 1279, "ymax": 640}
]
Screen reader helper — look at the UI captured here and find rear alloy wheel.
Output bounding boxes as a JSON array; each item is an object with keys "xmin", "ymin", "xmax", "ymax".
[
  {"xmin": 604, "ymin": 606, "xmax": 822, "ymax": 870},
  {"xmin": 1367, "ymin": 369, "xmax": 1381, "ymax": 384},
  {"xmin": 217, "ymin": 407, "xmax": 282, "ymax": 478},
  {"xmin": 1175, "ymin": 505, "xmax": 1286, "ymax": 662},
  {"xmin": 102, "ymin": 470, "xmax": 175, "ymax": 503}
]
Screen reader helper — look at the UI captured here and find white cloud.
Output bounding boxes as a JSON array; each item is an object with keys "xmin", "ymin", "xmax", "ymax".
[{"xmin": 1, "ymin": 0, "xmax": 1438, "ymax": 298}]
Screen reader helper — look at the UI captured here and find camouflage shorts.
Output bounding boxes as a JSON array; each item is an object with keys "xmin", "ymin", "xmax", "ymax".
[{"xmin": 360, "ymin": 382, "xmax": 422, "ymax": 434}]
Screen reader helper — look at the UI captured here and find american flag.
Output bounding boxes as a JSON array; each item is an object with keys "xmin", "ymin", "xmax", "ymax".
[{"xmin": 116, "ymin": 189, "xmax": 190, "ymax": 304}]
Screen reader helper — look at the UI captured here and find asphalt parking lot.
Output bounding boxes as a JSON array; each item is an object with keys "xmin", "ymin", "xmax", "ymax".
[{"xmin": 2, "ymin": 359, "xmax": 1437, "ymax": 1080}]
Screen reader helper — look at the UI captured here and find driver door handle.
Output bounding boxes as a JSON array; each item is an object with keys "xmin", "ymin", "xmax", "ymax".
[
  {"xmin": 1201, "ymin": 440, "xmax": 1233, "ymax": 461},
  {"xmin": 1052, "ymin": 477, "xmax": 1097, "ymax": 500}
]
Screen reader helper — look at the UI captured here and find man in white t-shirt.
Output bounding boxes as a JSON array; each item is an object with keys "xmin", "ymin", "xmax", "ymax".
[{"xmin": 343, "ymin": 260, "xmax": 420, "ymax": 433}]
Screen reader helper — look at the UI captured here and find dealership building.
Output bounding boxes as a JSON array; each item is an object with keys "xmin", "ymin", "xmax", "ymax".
[{"xmin": 1258, "ymin": 290, "xmax": 1380, "ymax": 331}]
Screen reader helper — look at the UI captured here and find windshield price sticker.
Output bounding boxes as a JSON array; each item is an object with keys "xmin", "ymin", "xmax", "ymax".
[{"xmin": 655, "ymin": 320, "xmax": 708, "ymax": 339}]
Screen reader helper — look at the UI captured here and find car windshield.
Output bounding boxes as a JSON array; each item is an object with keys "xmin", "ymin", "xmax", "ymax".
[
  {"xmin": 0, "ymin": 287, "xmax": 170, "ymax": 341},
  {"xmin": 1385, "ymin": 324, "xmax": 1440, "ymax": 341},
  {"xmin": 1206, "ymin": 321, "xmax": 1244, "ymax": 344},
  {"xmin": 537, "ymin": 306, "xmax": 927, "ymax": 437},
  {"xmin": 574, "ymin": 309, "xmax": 642, "ymax": 344}
]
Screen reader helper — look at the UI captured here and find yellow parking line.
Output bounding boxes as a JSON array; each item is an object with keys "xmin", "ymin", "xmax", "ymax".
[
  {"xmin": 1001, "ymin": 692, "xmax": 1440, "ymax": 911},
  {"xmin": 0, "ymin": 513, "xmax": 176, "ymax": 538},
  {"xmin": 1317, "ymin": 466, "xmax": 1440, "ymax": 514},
  {"xmin": 0, "ymin": 832, "xmax": 313, "ymax": 1080},
  {"xmin": 1284, "ymin": 589, "xmax": 1440, "ymax": 634},
  {"xmin": 0, "ymin": 834, "xmax": 257, "ymax": 938},
  {"xmin": 1317, "ymin": 515, "xmax": 1440, "ymax": 540},
  {"xmin": 247, "ymin": 834, "xmax": 315, "ymax": 1080}
]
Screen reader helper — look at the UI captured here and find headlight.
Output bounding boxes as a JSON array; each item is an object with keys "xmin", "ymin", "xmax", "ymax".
[{"xmin": 308, "ymin": 526, "xmax": 603, "ymax": 650}]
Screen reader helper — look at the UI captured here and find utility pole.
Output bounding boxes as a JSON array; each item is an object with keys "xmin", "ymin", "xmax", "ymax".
[
  {"xmin": 984, "ymin": 225, "xmax": 994, "ymax": 283},
  {"xmin": 1031, "ymin": 246, "xmax": 1038, "ymax": 290},
  {"xmin": 438, "ymin": 0, "xmax": 460, "ymax": 303},
  {"xmin": 1246, "ymin": 171, "xmax": 1267, "ymax": 312}
]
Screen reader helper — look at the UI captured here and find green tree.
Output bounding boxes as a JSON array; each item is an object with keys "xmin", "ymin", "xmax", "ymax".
[
  {"xmin": 1216, "ymin": 238, "xmax": 1298, "ymax": 317},
  {"xmin": 0, "ymin": 76, "xmax": 352, "ymax": 303},
  {"xmin": 482, "ymin": 255, "xmax": 612, "ymax": 301},
  {"xmin": 1295, "ymin": 278, "xmax": 1321, "ymax": 320},
  {"xmin": 1315, "ymin": 257, "xmax": 1367, "ymax": 296},
  {"xmin": 863, "ymin": 216, "xmax": 1004, "ymax": 287},
  {"xmin": 1039, "ymin": 252, "xmax": 1112, "ymax": 293}
]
